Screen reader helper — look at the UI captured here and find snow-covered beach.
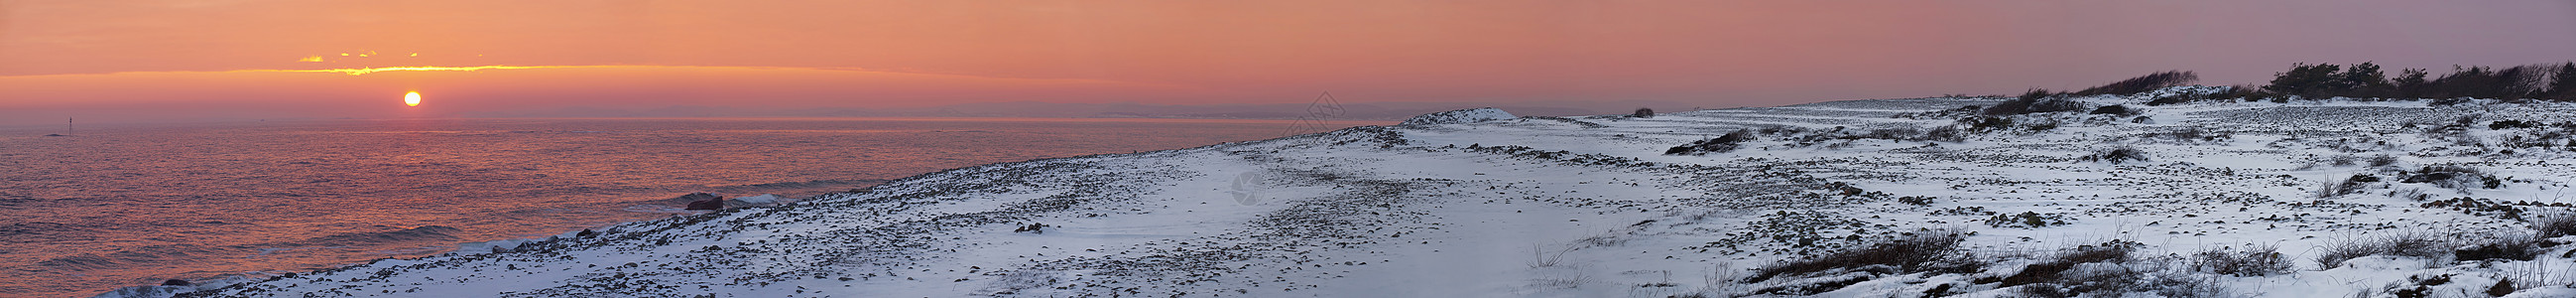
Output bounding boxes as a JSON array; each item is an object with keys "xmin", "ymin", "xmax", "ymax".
[{"xmin": 148, "ymin": 90, "xmax": 2576, "ymax": 297}]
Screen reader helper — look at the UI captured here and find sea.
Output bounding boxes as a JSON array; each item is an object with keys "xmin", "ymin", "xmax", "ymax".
[{"xmin": 0, "ymin": 117, "xmax": 1385, "ymax": 297}]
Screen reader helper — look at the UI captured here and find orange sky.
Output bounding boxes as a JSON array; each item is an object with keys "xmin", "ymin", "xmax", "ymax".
[{"xmin": 4, "ymin": 1, "xmax": 2574, "ymax": 125}]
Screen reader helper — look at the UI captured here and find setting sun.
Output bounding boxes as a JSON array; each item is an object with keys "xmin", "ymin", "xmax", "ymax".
[{"xmin": 403, "ymin": 91, "xmax": 421, "ymax": 106}]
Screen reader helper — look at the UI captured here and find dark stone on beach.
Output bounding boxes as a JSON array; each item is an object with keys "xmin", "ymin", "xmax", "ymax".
[
  {"xmin": 681, "ymin": 193, "xmax": 725, "ymax": 210},
  {"xmin": 162, "ymin": 279, "xmax": 189, "ymax": 286}
]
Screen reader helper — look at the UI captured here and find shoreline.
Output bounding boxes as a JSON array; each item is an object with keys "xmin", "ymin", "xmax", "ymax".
[{"xmin": 80, "ymin": 127, "xmax": 1349, "ymax": 298}]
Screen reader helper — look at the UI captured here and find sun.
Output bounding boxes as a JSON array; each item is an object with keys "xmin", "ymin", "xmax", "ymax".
[{"xmin": 404, "ymin": 91, "xmax": 422, "ymax": 106}]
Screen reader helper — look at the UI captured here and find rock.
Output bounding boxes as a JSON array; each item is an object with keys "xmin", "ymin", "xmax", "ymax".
[
  {"xmin": 680, "ymin": 193, "xmax": 725, "ymax": 211},
  {"xmin": 1399, "ymin": 107, "xmax": 1516, "ymax": 126},
  {"xmin": 161, "ymin": 279, "xmax": 190, "ymax": 286}
]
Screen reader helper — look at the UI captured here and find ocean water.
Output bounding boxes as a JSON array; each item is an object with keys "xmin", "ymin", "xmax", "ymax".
[{"xmin": 0, "ymin": 117, "xmax": 1383, "ymax": 297}]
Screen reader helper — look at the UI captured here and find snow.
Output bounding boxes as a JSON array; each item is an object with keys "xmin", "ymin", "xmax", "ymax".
[
  {"xmin": 730, "ymin": 194, "xmax": 784, "ymax": 205},
  {"xmin": 1400, "ymin": 107, "xmax": 1517, "ymax": 126},
  {"xmin": 151, "ymin": 91, "xmax": 2576, "ymax": 297}
]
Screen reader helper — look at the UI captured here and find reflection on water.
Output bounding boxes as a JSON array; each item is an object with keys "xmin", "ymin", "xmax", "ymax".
[{"xmin": 0, "ymin": 117, "xmax": 1383, "ymax": 297}]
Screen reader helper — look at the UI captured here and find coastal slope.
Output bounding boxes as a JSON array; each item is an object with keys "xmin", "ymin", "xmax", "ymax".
[{"xmin": 169, "ymin": 91, "xmax": 2576, "ymax": 297}]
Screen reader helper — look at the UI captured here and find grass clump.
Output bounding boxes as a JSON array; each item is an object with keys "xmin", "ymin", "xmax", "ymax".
[
  {"xmin": 1747, "ymin": 230, "xmax": 1970, "ymax": 282},
  {"xmin": 1665, "ymin": 129, "xmax": 1755, "ymax": 155},
  {"xmin": 1997, "ymin": 240, "xmax": 2140, "ymax": 288},
  {"xmin": 2192, "ymin": 245, "xmax": 2291, "ymax": 277},
  {"xmin": 2537, "ymin": 216, "xmax": 2576, "ymax": 238},
  {"xmin": 1998, "ymin": 240, "xmax": 2240, "ymax": 298},
  {"xmin": 2078, "ymin": 147, "xmax": 2151, "ymax": 164},
  {"xmin": 2314, "ymin": 231, "xmax": 2450, "ymax": 269},
  {"xmin": 2453, "ymin": 233, "xmax": 2543, "ymax": 261}
]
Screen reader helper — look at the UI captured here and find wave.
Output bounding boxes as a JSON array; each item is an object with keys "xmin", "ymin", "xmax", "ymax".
[
  {"xmin": 705, "ymin": 179, "xmax": 887, "ymax": 193},
  {"xmin": 284, "ymin": 225, "xmax": 464, "ymax": 247},
  {"xmin": 34, "ymin": 243, "xmax": 253, "ymax": 272}
]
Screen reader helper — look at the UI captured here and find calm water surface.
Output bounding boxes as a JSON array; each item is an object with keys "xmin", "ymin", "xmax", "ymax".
[{"xmin": 0, "ymin": 117, "xmax": 1382, "ymax": 297}]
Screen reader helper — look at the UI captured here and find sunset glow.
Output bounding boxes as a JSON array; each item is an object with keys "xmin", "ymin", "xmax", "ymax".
[
  {"xmin": 269, "ymin": 66, "xmax": 554, "ymax": 75},
  {"xmin": 404, "ymin": 91, "xmax": 422, "ymax": 106},
  {"xmin": 0, "ymin": 0, "xmax": 2569, "ymax": 126}
]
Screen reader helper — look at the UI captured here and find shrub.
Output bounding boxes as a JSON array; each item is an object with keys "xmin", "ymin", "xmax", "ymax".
[
  {"xmin": 2492, "ymin": 119, "xmax": 2541, "ymax": 129},
  {"xmin": 2453, "ymin": 233, "xmax": 2542, "ymax": 261},
  {"xmin": 2401, "ymin": 165, "xmax": 2501, "ymax": 191},
  {"xmin": 1987, "ymin": 212, "xmax": 2069, "ymax": 227},
  {"xmin": 2002, "ymin": 241, "xmax": 2242, "ymax": 298},
  {"xmin": 2263, "ymin": 63, "xmax": 2395, "ymax": 98},
  {"xmin": 1998, "ymin": 240, "xmax": 2141, "ymax": 288},
  {"xmin": 2079, "ymin": 147, "xmax": 2151, "ymax": 164},
  {"xmin": 2314, "ymin": 231, "xmax": 2449, "ymax": 269},
  {"xmin": 2145, "ymin": 95, "xmax": 2190, "ymax": 105},
  {"xmin": 1747, "ymin": 230, "xmax": 1968, "ymax": 282},
  {"xmin": 2026, "ymin": 122, "xmax": 2059, "ymax": 131},
  {"xmin": 1923, "ymin": 125, "xmax": 1967, "ymax": 142},
  {"xmin": 2193, "ymin": 245, "xmax": 2291, "ymax": 277},
  {"xmin": 2073, "ymin": 71, "xmax": 2200, "ymax": 96},
  {"xmin": 1860, "ymin": 127, "xmax": 1920, "ymax": 140},
  {"xmin": 2321, "ymin": 174, "xmax": 2383, "ymax": 198},
  {"xmin": 2026, "ymin": 98, "xmax": 2089, "ymax": 114},
  {"xmin": 2089, "ymin": 104, "xmax": 2136, "ymax": 116},
  {"xmin": 2139, "ymin": 127, "xmax": 2231, "ymax": 144},
  {"xmin": 2369, "ymin": 154, "xmax": 2400, "ymax": 167},
  {"xmin": 1964, "ymin": 116, "xmax": 2016, "ymax": 132},
  {"xmin": 2251, "ymin": 62, "xmax": 2576, "ymax": 100},
  {"xmin": 2548, "ymin": 62, "xmax": 2576, "ymax": 100},
  {"xmin": 1665, "ymin": 129, "xmax": 1755, "ymax": 155},
  {"xmin": 1633, "ymin": 107, "xmax": 1655, "ymax": 118},
  {"xmin": 2535, "ymin": 216, "xmax": 2576, "ymax": 238},
  {"xmin": 2266, "ymin": 63, "xmax": 2345, "ymax": 96},
  {"xmin": 1986, "ymin": 89, "xmax": 2090, "ymax": 115}
]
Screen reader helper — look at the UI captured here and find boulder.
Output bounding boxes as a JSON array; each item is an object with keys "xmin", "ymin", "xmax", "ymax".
[{"xmin": 680, "ymin": 193, "xmax": 725, "ymax": 210}]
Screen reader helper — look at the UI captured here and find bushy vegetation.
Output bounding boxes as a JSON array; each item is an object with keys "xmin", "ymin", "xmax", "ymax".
[
  {"xmin": 2536, "ymin": 215, "xmax": 2576, "ymax": 238},
  {"xmin": 1990, "ymin": 240, "xmax": 2241, "ymax": 298},
  {"xmin": 2089, "ymin": 104, "xmax": 2136, "ymax": 116},
  {"xmin": 2122, "ymin": 62, "xmax": 2574, "ymax": 104},
  {"xmin": 1997, "ymin": 240, "xmax": 2141, "ymax": 288},
  {"xmin": 1747, "ymin": 231, "xmax": 1972, "ymax": 282},
  {"xmin": 2072, "ymin": 71, "xmax": 2200, "ymax": 96},
  {"xmin": 2192, "ymin": 245, "xmax": 2291, "ymax": 277},
  {"xmin": 1664, "ymin": 130, "xmax": 1755, "ymax": 155},
  {"xmin": 2453, "ymin": 233, "xmax": 2544, "ymax": 261},
  {"xmin": 2257, "ymin": 62, "xmax": 2576, "ymax": 100},
  {"xmin": 1985, "ymin": 88, "xmax": 2091, "ymax": 115},
  {"xmin": 2314, "ymin": 231, "xmax": 2451, "ymax": 269},
  {"xmin": 2400, "ymin": 164, "xmax": 2503, "ymax": 191},
  {"xmin": 2078, "ymin": 147, "xmax": 2151, "ymax": 164},
  {"xmin": 1632, "ymin": 107, "xmax": 1655, "ymax": 118},
  {"xmin": 1985, "ymin": 212, "xmax": 2068, "ymax": 228}
]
